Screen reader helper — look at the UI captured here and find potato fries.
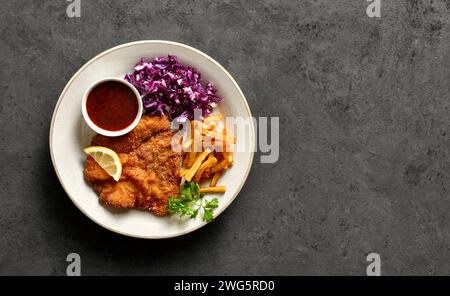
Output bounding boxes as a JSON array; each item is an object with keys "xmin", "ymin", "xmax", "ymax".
[
  {"xmin": 184, "ymin": 148, "xmax": 212, "ymax": 182},
  {"xmin": 211, "ymin": 159, "xmax": 230, "ymax": 173},
  {"xmin": 202, "ymin": 130, "xmax": 236, "ymax": 144},
  {"xmin": 194, "ymin": 155, "xmax": 217, "ymax": 183},
  {"xmin": 180, "ymin": 168, "xmax": 189, "ymax": 177},
  {"xmin": 181, "ymin": 113, "xmax": 234, "ymax": 193},
  {"xmin": 200, "ymin": 186, "xmax": 227, "ymax": 194},
  {"xmin": 204, "ymin": 114, "xmax": 224, "ymax": 123},
  {"xmin": 210, "ymin": 171, "xmax": 221, "ymax": 187},
  {"xmin": 186, "ymin": 151, "xmax": 197, "ymax": 167}
]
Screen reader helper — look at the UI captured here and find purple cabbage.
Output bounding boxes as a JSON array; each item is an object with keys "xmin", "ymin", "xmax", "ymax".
[{"xmin": 125, "ymin": 55, "xmax": 222, "ymax": 122}]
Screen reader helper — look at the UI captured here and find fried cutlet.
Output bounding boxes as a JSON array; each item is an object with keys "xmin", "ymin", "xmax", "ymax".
[{"xmin": 83, "ymin": 115, "xmax": 182, "ymax": 216}]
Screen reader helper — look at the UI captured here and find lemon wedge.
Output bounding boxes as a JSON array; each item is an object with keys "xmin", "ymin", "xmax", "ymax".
[{"xmin": 84, "ymin": 146, "xmax": 122, "ymax": 181}]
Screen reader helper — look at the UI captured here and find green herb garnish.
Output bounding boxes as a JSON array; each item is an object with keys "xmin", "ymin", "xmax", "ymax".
[{"xmin": 168, "ymin": 181, "xmax": 219, "ymax": 222}]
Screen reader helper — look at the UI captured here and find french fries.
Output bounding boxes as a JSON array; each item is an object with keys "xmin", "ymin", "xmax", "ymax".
[
  {"xmin": 200, "ymin": 186, "xmax": 227, "ymax": 194},
  {"xmin": 211, "ymin": 159, "xmax": 230, "ymax": 173},
  {"xmin": 194, "ymin": 155, "xmax": 217, "ymax": 183},
  {"xmin": 184, "ymin": 148, "xmax": 212, "ymax": 182},
  {"xmin": 223, "ymin": 151, "xmax": 233, "ymax": 163},
  {"xmin": 204, "ymin": 121, "xmax": 216, "ymax": 131},
  {"xmin": 202, "ymin": 130, "xmax": 236, "ymax": 144},
  {"xmin": 193, "ymin": 129, "xmax": 202, "ymax": 152},
  {"xmin": 181, "ymin": 113, "xmax": 234, "ymax": 193},
  {"xmin": 186, "ymin": 151, "xmax": 197, "ymax": 167},
  {"xmin": 180, "ymin": 168, "xmax": 188, "ymax": 177},
  {"xmin": 204, "ymin": 114, "xmax": 224, "ymax": 123},
  {"xmin": 210, "ymin": 171, "xmax": 221, "ymax": 187}
]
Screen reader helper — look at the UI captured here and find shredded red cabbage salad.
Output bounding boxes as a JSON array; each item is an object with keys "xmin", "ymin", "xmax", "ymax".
[{"xmin": 125, "ymin": 55, "xmax": 222, "ymax": 121}]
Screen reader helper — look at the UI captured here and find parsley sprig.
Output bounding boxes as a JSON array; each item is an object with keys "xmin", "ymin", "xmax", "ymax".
[{"xmin": 167, "ymin": 182, "xmax": 219, "ymax": 222}]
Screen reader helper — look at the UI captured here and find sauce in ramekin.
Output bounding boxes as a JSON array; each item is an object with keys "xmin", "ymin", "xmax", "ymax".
[{"xmin": 86, "ymin": 81, "xmax": 139, "ymax": 131}]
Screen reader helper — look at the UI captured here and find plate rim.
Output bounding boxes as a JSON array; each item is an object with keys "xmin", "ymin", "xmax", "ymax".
[{"xmin": 49, "ymin": 40, "xmax": 255, "ymax": 239}]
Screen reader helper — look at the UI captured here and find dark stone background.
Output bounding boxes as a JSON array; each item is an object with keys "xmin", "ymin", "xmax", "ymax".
[{"xmin": 1, "ymin": 0, "xmax": 449, "ymax": 275}]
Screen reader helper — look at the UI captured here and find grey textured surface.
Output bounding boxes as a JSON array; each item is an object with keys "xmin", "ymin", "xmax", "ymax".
[{"xmin": 0, "ymin": 0, "xmax": 450, "ymax": 275}]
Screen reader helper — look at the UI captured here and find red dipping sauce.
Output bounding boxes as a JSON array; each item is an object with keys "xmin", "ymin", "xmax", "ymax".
[{"xmin": 86, "ymin": 81, "xmax": 139, "ymax": 131}]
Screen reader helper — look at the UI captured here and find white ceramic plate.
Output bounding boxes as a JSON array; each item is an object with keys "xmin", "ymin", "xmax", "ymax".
[{"xmin": 50, "ymin": 40, "xmax": 255, "ymax": 239}]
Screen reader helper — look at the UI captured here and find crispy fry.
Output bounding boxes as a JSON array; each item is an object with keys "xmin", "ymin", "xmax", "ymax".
[
  {"xmin": 193, "ymin": 155, "xmax": 217, "ymax": 183},
  {"xmin": 193, "ymin": 129, "xmax": 203, "ymax": 152},
  {"xmin": 202, "ymin": 130, "xmax": 236, "ymax": 144},
  {"xmin": 202, "ymin": 140, "xmax": 229, "ymax": 152},
  {"xmin": 222, "ymin": 127, "xmax": 236, "ymax": 143},
  {"xmin": 204, "ymin": 121, "xmax": 216, "ymax": 131},
  {"xmin": 180, "ymin": 168, "xmax": 188, "ymax": 177},
  {"xmin": 183, "ymin": 153, "xmax": 190, "ymax": 167},
  {"xmin": 223, "ymin": 151, "xmax": 234, "ymax": 163},
  {"xmin": 184, "ymin": 148, "xmax": 212, "ymax": 182},
  {"xmin": 186, "ymin": 151, "xmax": 197, "ymax": 167},
  {"xmin": 210, "ymin": 171, "xmax": 221, "ymax": 187},
  {"xmin": 196, "ymin": 121, "xmax": 214, "ymax": 132},
  {"xmin": 202, "ymin": 172, "xmax": 212, "ymax": 181},
  {"xmin": 200, "ymin": 186, "xmax": 226, "ymax": 194},
  {"xmin": 182, "ymin": 114, "xmax": 235, "ymax": 187},
  {"xmin": 214, "ymin": 121, "xmax": 225, "ymax": 132},
  {"xmin": 190, "ymin": 120, "xmax": 195, "ymax": 136},
  {"xmin": 211, "ymin": 159, "xmax": 230, "ymax": 173},
  {"xmin": 204, "ymin": 114, "xmax": 224, "ymax": 123},
  {"xmin": 182, "ymin": 120, "xmax": 196, "ymax": 167}
]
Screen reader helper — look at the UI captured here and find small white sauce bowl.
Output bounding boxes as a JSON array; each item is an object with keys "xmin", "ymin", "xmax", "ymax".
[{"xmin": 81, "ymin": 77, "xmax": 143, "ymax": 137}]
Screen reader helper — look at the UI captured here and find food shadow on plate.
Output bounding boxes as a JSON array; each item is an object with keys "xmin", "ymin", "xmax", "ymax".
[
  {"xmin": 77, "ymin": 113, "xmax": 97, "ymax": 192},
  {"xmin": 78, "ymin": 114, "xmax": 96, "ymax": 149}
]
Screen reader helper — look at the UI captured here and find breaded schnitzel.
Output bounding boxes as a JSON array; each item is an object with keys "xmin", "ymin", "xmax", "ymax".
[{"xmin": 84, "ymin": 116, "xmax": 182, "ymax": 216}]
